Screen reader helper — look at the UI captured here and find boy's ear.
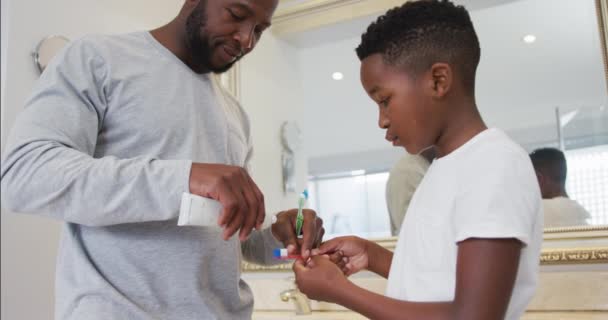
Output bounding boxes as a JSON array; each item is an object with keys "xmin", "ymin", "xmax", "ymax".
[{"xmin": 429, "ymin": 63, "xmax": 452, "ymax": 98}]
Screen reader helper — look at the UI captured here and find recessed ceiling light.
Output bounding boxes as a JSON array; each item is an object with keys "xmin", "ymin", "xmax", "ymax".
[
  {"xmin": 332, "ymin": 72, "xmax": 344, "ymax": 80},
  {"xmin": 523, "ymin": 34, "xmax": 536, "ymax": 44}
]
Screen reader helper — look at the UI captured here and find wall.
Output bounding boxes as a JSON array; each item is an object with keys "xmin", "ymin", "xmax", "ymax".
[
  {"xmin": 1, "ymin": 0, "xmax": 8, "ymax": 126},
  {"xmin": 240, "ymin": 31, "xmax": 308, "ymax": 214},
  {"xmin": 0, "ymin": 0, "xmax": 7, "ymax": 315},
  {"xmin": 0, "ymin": 1, "xmax": 181, "ymax": 319}
]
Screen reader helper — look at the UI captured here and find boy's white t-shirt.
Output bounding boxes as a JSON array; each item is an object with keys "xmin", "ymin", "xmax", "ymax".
[{"xmin": 385, "ymin": 129, "xmax": 543, "ymax": 320}]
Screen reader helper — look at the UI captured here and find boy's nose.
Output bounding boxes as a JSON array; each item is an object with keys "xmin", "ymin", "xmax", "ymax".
[{"xmin": 378, "ymin": 115, "xmax": 390, "ymax": 129}]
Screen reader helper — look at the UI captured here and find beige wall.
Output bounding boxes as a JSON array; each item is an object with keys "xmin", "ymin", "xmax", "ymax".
[{"xmin": 240, "ymin": 32, "xmax": 308, "ymax": 215}]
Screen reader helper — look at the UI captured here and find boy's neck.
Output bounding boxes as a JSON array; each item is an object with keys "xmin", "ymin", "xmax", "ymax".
[{"xmin": 434, "ymin": 100, "xmax": 487, "ymax": 159}]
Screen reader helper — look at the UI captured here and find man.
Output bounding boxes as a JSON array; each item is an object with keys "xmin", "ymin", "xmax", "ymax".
[
  {"xmin": 385, "ymin": 148, "xmax": 435, "ymax": 235},
  {"xmin": 530, "ymin": 147, "xmax": 590, "ymax": 227},
  {"xmin": 0, "ymin": 0, "xmax": 324, "ymax": 319}
]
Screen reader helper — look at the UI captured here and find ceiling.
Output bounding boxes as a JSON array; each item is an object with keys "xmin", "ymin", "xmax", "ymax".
[
  {"xmin": 280, "ymin": 0, "xmax": 521, "ymax": 47},
  {"xmin": 276, "ymin": 0, "xmax": 607, "ymax": 159}
]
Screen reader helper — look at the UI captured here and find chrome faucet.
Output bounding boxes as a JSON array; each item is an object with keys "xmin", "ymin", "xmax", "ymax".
[{"xmin": 280, "ymin": 288, "xmax": 312, "ymax": 315}]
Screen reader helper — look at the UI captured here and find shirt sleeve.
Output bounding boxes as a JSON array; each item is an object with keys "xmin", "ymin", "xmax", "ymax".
[
  {"xmin": 241, "ymin": 226, "xmax": 286, "ymax": 265},
  {"xmin": 0, "ymin": 37, "xmax": 191, "ymax": 226},
  {"xmin": 451, "ymin": 149, "xmax": 541, "ymax": 246}
]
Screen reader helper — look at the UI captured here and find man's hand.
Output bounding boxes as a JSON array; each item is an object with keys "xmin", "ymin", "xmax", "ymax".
[
  {"xmin": 271, "ymin": 209, "xmax": 324, "ymax": 259},
  {"xmin": 189, "ymin": 163, "xmax": 265, "ymax": 241}
]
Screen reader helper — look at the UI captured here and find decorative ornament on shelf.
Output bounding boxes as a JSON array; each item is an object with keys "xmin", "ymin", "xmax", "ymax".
[
  {"xmin": 32, "ymin": 35, "xmax": 70, "ymax": 74},
  {"xmin": 280, "ymin": 121, "xmax": 302, "ymax": 193}
]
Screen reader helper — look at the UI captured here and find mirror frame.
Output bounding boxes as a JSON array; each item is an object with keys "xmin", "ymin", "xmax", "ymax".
[
  {"xmin": 215, "ymin": 62, "xmax": 241, "ymax": 100},
  {"xmin": 241, "ymin": 0, "xmax": 608, "ymax": 271}
]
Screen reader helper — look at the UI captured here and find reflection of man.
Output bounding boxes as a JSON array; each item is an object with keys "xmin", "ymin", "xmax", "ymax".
[
  {"xmin": 386, "ymin": 148, "xmax": 435, "ymax": 235},
  {"xmin": 530, "ymin": 148, "xmax": 590, "ymax": 227},
  {"xmin": 0, "ymin": 1, "xmax": 324, "ymax": 319}
]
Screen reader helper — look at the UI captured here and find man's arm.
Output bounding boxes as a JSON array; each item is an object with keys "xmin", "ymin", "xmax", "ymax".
[
  {"xmin": 0, "ymin": 37, "xmax": 191, "ymax": 227},
  {"xmin": 241, "ymin": 227, "xmax": 285, "ymax": 265}
]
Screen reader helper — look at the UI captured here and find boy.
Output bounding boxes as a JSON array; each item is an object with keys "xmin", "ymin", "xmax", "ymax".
[{"xmin": 292, "ymin": 1, "xmax": 542, "ymax": 319}]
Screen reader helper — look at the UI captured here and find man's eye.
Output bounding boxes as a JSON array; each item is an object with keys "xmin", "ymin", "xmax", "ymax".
[{"xmin": 227, "ymin": 9, "xmax": 245, "ymax": 21}]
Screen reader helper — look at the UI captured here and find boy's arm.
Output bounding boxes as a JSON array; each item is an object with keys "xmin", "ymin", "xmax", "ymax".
[
  {"xmin": 367, "ymin": 240, "xmax": 394, "ymax": 278},
  {"xmin": 335, "ymin": 238, "xmax": 522, "ymax": 320}
]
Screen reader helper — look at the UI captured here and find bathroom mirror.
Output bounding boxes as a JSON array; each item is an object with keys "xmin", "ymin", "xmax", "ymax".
[
  {"xmin": 241, "ymin": 0, "xmax": 608, "ymax": 272},
  {"xmin": 274, "ymin": 0, "xmax": 608, "ymax": 239}
]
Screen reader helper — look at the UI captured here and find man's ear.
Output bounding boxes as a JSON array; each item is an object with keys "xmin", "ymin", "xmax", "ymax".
[{"xmin": 428, "ymin": 62, "xmax": 452, "ymax": 98}]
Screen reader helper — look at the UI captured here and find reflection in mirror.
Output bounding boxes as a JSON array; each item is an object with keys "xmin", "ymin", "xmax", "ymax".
[
  {"xmin": 275, "ymin": 0, "xmax": 607, "ymax": 239},
  {"xmin": 555, "ymin": 105, "xmax": 608, "ymax": 226}
]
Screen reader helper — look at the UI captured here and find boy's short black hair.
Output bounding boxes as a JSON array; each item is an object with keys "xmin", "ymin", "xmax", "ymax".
[
  {"xmin": 529, "ymin": 148, "xmax": 568, "ymax": 185},
  {"xmin": 356, "ymin": 0, "xmax": 480, "ymax": 94}
]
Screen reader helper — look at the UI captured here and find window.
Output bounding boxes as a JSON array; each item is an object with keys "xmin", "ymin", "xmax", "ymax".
[
  {"xmin": 565, "ymin": 145, "xmax": 608, "ymax": 225},
  {"xmin": 307, "ymin": 171, "xmax": 391, "ymax": 239}
]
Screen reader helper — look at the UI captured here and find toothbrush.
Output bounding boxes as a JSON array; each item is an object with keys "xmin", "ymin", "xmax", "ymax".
[
  {"xmin": 295, "ymin": 190, "xmax": 308, "ymax": 238},
  {"xmin": 273, "ymin": 248, "xmax": 302, "ymax": 260}
]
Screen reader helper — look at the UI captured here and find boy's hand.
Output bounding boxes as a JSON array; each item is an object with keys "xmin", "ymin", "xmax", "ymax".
[
  {"xmin": 293, "ymin": 255, "xmax": 349, "ymax": 303},
  {"xmin": 327, "ymin": 251, "xmax": 347, "ymax": 273},
  {"xmin": 312, "ymin": 236, "xmax": 370, "ymax": 276},
  {"xmin": 271, "ymin": 209, "xmax": 324, "ymax": 259}
]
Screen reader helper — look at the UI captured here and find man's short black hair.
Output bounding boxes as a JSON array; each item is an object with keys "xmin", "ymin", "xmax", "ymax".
[
  {"xmin": 356, "ymin": 0, "xmax": 480, "ymax": 94},
  {"xmin": 530, "ymin": 147, "xmax": 568, "ymax": 185}
]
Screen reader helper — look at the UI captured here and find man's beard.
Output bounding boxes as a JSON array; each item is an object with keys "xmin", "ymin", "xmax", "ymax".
[{"xmin": 185, "ymin": 1, "xmax": 238, "ymax": 74}]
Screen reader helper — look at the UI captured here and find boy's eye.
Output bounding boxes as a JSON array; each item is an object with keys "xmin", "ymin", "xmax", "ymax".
[{"xmin": 380, "ymin": 97, "xmax": 391, "ymax": 107}]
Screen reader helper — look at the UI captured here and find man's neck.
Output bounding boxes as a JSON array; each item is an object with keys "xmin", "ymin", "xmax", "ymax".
[{"xmin": 150, "ymin": 21, "xmax": 208, "ymax": 74}]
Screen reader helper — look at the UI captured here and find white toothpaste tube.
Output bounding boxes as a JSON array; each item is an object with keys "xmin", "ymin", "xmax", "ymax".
[{"xmin": 177, "ymin": 192, "xmax": 223, "ymax": 227}]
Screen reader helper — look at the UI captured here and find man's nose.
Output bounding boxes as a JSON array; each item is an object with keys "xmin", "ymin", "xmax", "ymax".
[{"xmin": 234, "ymin": 26, "xmax": 256, "ymax": 53}]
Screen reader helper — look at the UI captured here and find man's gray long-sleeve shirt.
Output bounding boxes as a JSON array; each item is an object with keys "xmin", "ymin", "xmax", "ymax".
[{"xmin": 1, "ymin": 31, "xmax": 282, "ymax": 320}]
